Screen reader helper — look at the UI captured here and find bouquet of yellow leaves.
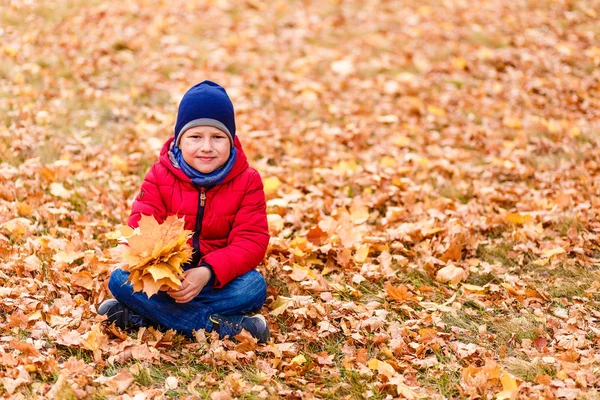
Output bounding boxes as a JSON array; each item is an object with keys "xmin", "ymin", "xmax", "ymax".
[{"xmin": 116, "ymin": 215, "xmax": 193, "ymax": 297}]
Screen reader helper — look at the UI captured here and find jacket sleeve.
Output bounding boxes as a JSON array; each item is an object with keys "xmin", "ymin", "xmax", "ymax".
[
  {"xmin": 202, "ymin": 170, "xmax": 270, "ymax": 287},
  {"xmin": 127, "ymin": 164, "xmax": 168, "ymax": 228}
]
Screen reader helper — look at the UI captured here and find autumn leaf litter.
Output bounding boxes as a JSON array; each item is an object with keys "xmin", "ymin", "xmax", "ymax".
[{"xmin": 1, "ymin": 0, "xmax": 600, "ymax": 399}]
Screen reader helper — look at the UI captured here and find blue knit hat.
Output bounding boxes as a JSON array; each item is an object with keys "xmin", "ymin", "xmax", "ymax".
[{"xmin": 174, "ymin": 80, "xmax": 236, "ymax": 146}]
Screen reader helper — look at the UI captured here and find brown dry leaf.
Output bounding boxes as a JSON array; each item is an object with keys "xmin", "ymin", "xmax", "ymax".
[
  {"xmin": 1, "ymin": 218, "xmax": 30, "ymax": 237},
  {"xmin": 288, "ymin": 264, "xmax": 316, "ymax": 282},
  {"xmin": 53, "ymin": 250, "xmax": 86, "ymax": 264},
  {"xmin": 112, "ymin": 370, "xmax": 135, "ymax": 393},
  {"xmin": 354, "ymin": 244, "xmax": 370, "ymax": 263},
  {"xmin": 55, "ymin": 330, "xmax": 83, "ymax": 347},
  {"xmin": 541, "ymin": 246, "xmax": 566, "ymax": 258},
  {"xmin": 49, "ymin": 182, "xmax": 72, "ymax": 199},
  {"xmin": 94, "ymin": 369, "xmax": 134, "ymax": 394},
  {"xmin": 1, "ymin": 366, "xmax": 32, "ymax": 395},
  {"xmin": 234, "ymin": 330, "xmax": 258, "ymax": 352},
  {"xmin": 130, "ymin": 344, "xmax": 160, "ymax": 361},
  {"xmin": 16, "ymin": 202, "xmax": 32, "ymax": 216},
  {"xmin": 356, "ymin": 348, "xmax": 369, "ymax": 365},
  {"xmin": 315, "ymin": 351, "xmax": 335, "ymax": 366},
  {"xmin": 436, "ymin": 264, "xmax": 467, "ymax": 285}
]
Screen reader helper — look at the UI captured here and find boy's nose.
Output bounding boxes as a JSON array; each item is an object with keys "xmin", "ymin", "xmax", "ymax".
[{"xmin": 200, "ymin": 139, "xmax": 212, "ymax": 151}]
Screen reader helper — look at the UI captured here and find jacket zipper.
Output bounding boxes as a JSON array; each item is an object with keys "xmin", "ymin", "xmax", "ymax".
[{"xmin": 192, "ymin": 187, "xmax": 206, "ymax": 258}]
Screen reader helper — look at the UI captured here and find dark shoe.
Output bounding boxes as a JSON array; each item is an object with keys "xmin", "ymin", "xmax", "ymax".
[
  {"xmin": 98, "ymin": 299, "xmax": 147, "ymax": 330},
  {"xmin": 210, "ymin": 314, "xmax": 270, "ymax": 343}
]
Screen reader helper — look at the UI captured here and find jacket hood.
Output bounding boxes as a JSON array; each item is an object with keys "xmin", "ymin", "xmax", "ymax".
[{"xmin": 158, "ymin": 136, "xmax": 249, "ymax": 186}]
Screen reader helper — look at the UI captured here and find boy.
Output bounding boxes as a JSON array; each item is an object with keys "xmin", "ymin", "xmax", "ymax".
[{"xmin": 98, "ymin": 81, "xmax": 270, "ymax": 343}]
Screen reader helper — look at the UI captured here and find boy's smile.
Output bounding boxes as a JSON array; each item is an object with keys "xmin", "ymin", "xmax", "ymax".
[{"xmin": 179, "ymin": 126, "xmax": 231, "ymax": 174}]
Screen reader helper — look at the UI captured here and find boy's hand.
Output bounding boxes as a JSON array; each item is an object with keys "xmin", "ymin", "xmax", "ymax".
[{"xmin": 167, "ymin": 267, "xmax": 211, "ymax": 303}]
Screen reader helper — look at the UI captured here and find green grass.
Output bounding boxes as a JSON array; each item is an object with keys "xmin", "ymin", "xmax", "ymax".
[
  {"xmin": 333, "ymin": 369, "xmax": 381, "ymax": 400},
  {"xmin": 502, "ymin": 357, "xmax": 556, "ymax": 382},
  {"xmin": 442, "ymin": 309, "xmax": 481, "ymax": 344},
  {"xmin": 419, "ymin": 368, "xmax": 461, "ymax": 398},
  {"xmin": 487, "ymin": 312, "xmax": 545, "ymax": 346},
  {"xmin": 466, "ymin": 31, "xmax": 508, "ymax": 48},
  {"xmin": 306, "ymin": 333, "xmax": 346, "ymax": 362},
  {"xmin": 466, "ymin": 271, "xmax": 500, "ymax": 286},
  {"xmin": 546, "ymin": 216, "xmax": 585, "ymax": 236},
  {"xmin": 437, "ymin": 182, "xmax": 474, "ymax": 204},
  {"xmin": 526, "ymin": 263, "xmax": 599, "ymax": 301},
  {"xmin": 476, "ymin": 240, "xmax": 519, "ymax": 269}
]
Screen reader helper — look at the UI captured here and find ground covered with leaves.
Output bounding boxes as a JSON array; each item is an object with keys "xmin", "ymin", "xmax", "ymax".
[{"xmin": 1, "ymin": 0, "xmax": 600, "ymax": 398}]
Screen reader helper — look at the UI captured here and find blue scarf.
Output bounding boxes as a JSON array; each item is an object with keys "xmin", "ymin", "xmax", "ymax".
[{"xmin": 169, "ymin": 142, "xmax": 237, "ymax": 187}]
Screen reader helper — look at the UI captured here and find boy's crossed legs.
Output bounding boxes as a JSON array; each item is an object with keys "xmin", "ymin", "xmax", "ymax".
[{"xmin": 99, "ymin": 269, "xmax": 269, "ymax": 342}]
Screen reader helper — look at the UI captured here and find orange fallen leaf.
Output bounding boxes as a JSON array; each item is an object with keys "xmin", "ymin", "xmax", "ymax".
[
  {"xmin": 71, "ymin": 271, "xmax": 94, "ymax": 290},
  {"xmin": 10, "ymin": 340, "xmax": 40, "ymax": 358},
  {"xmin": 356, "ymin": 348, "xmax": 369, "ymax": 365},
  {"xmin": 440, "ymin": 241, "xmax": 463, "ymax": 262},
  {"xmin": 385, "ymin": 283, "xmax": 415, "ymax": 302},
  {"xmin": 81, "ymin": 324, "xmax": 108, "ymax": 363}
]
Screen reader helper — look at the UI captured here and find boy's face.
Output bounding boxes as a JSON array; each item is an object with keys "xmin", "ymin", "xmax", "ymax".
[{"xmin": 179, "ymin": 126, "xmax": 231, "ymax": 173}]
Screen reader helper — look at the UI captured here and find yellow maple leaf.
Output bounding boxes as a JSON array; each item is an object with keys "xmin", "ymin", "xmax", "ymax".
[
  {"xmin": 496, "ymin": 371, "xmax": 519, "ymax": 399},
  {"xmin": 270, "ymin": 296, "xmax": 293, "ymax": 316},
  {"xmin": 146, "ymin": 263, "xmax": 182, "ymax": 285},
  {"xmin": 354, "ymin": 244, "xmax": 370, "ymax": 263},
  {"xmin": 504, "ymin": 213, "xmax": 533, "ymax": 226},
  {"xmin": 291, "ymin": 354, "xmax": 307, "ymax": 365},
  {"xmin": 81, "ymin": 324, "xmax": 108, "ymax": 363},
  {"xmin": 119, "ymin": 215, "xmax": 192, "ymax": 298},
  {"xmin": 263, "ymin": 176, "xmax": 281, "ymax": 198},
  {"xmin": 427, "ymin": 105, "xmax": 446, "ymax": 116},
  {"xmin": 541, "ymin": 247, "xmax": 566, "ymax": 258}
]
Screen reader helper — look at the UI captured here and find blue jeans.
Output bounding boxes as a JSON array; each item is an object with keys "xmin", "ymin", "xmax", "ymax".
[{"xmin": 107, "ymin": 268, "xmax": 267, "ymax": 336}]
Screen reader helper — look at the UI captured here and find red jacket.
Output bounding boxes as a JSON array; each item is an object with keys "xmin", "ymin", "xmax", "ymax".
[{"xmin": 128, "ymin": 136, "xmax": 269, "ymax": 288}]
